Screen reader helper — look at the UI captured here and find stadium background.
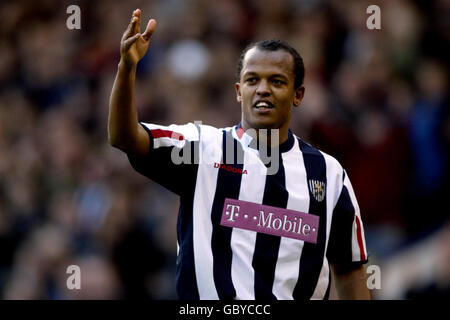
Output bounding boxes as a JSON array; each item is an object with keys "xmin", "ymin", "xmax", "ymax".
[{"xmin": 0, "ymin": 0, "xmax": 448, "ymax": 299}]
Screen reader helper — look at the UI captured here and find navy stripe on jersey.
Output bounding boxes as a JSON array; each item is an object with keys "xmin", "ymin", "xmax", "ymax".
[
  {"xmin": 176, "ymin": 185, "xmax": 200, "ymax": 299},
  {"xmin": 252, "ymin": 151, "xmax": 288, "ymax": 300},
  {"xmin": 327, "ymin": 188, "xmax": 354, "ymax": 263},
  {"xmin": 293, "ymin": 138, "xmax": 328, "ymax": 300},
  {"xmin": 326, "ymin": 172, "xmax": 357, "ymax": 266},
  {"xmin": 210, "ymin": 130, "xmax": 244, "ymax": 299},
  {"xmin": 324, "ymin": 269, "xmax": 331, "ymax": 300}
]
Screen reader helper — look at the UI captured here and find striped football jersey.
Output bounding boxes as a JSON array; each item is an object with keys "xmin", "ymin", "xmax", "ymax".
[{"xmin": 127, "ymin": 122, "xmax": 368, "ymax": 300}]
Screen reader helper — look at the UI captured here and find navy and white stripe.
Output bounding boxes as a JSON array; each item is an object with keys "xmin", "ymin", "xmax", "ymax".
[{"xmin": 127, "ymin": 122, "xmax": 368, "ymax": 300}]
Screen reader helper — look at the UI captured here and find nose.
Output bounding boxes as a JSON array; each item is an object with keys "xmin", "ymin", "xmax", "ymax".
[{"xmin": 256, "ymin": 79, "xmax": 270, "ymax": 97}]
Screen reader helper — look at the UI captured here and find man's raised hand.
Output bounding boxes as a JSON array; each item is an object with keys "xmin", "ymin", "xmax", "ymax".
[{"xmin": 120, "ymin": 9, "xmax": 157, "ymax": 68}]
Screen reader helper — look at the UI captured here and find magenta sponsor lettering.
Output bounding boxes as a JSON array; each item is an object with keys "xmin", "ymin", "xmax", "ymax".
[{"xmin": 220, "ymin": 198, "xmax": 319, "ymax": 243}]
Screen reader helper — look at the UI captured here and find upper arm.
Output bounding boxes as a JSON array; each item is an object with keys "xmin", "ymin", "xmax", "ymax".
[
  {"xmin": 326, "ymin": 170, "xmax": 368, "ymax": 266},
  {"xmin": 109, "ymin": 122, "xmax": 151, "ymax": 157},
  {"xmin": 330, "ymin": 263, "xmax": 371, "ymax": 300},
  {"xmin": 132, "ymin": 123, "xmax": 152, "ymax": 157},
  {"xmin": 126, "ymin": 122, "xmax": 201, "ymax": 196}
]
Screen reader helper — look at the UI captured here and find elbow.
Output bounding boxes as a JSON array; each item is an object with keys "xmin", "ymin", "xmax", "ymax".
[
  {"xmin": 108, "ymin": 138, "xmax": 116, "ymax": 148},
  {"xmin": 107, "ymin": 129, "xmax": 116, "ymax": 147},
  {"xmin": 109, "ymin": 139, "xmax": 119, "ymax": 149},
  {"xmin": 107, "ymin": 130, "xmax": 132, "ymax": 153},
  {"xmin": 108, "ymin": 137, "xmax": 126, "ymax": 152},
  {"xmin": 107, "ymin": 130, "xmax": 121, "ymax": 149}
]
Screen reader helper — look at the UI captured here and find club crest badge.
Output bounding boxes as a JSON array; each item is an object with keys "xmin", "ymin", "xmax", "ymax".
[{"xmin": 308, "ymin": 179, "xmax": 326, "ymax": 202}]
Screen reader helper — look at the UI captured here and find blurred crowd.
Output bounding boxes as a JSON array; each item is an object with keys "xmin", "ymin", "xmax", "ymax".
[{"xmin": 0, "ymin": 0, "xmax": 448, "ymax": 299}]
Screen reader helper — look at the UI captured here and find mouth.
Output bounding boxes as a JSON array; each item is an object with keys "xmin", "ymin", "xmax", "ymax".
[{"xmin": 253, "ymin": 100, "xmax": 275, "ymax": 112}]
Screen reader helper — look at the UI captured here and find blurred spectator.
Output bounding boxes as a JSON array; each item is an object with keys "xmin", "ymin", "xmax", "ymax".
[{"xmin": 406, "ymin": 59, "xmax": 449, "ymax": 237}]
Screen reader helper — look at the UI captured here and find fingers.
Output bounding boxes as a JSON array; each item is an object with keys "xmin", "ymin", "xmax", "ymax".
[
  {"xmin": 123, "ymin": 9, "xmax": 141, "ymax": 40},
  {"xmin": 122, "ymin": 32, "xmax": 141, "ymax": 51},
  {"xmin": 123, "ymin": 17, "xmax": 137, "ymax": 40},
  {"xmin": 142, "ymin": 19, "xmax": 157, "ymax": 42},
  {"xmin": 122, "ymin": 9, "xmax": 156, "ymax": 51},
  {"xmin": 134, "ymin": 9, "xmax": 141, "ymax": 34}
]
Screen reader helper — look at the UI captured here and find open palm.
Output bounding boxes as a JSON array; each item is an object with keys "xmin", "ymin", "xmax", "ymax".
[{"xmin": 120, "ymin": 9, "xmax": 157, "ymax": 67}]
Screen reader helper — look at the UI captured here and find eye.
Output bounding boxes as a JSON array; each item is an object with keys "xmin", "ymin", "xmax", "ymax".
[
  {"xmin": 272, "ymin": 79, "xmax": 286, "ymax": 86},
  {"xmin": 245, "ymin": 77, "xmax": 257, "ymax": 84}
]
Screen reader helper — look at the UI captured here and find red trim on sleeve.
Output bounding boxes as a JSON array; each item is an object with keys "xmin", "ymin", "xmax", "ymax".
[
  {"xmin": 355, "ymin": 215, "xmax": 366, "ymax": 261},
  {"xmin": 237, "ymin": 127, "xmax": 245, "ymax": 139},
  {"xmin": 150, "ymin": 129, "xmax": 184, "ymax": 141}
]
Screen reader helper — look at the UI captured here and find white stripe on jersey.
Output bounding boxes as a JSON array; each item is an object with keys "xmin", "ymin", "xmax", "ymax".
[
  {"xmin": 311, "ymin": 262, "xmax": 330, "ymax": 300},
  {"xmin": 141, "ymin": 123, "xmax": 199, "ymax": 149},
  {"xmin": 272, "ymin": 137, "xmax": 308, "ymax": 299},
  {"xmin": 230, "ymin": 143, "xmax": 265, "ymax": 300},
  {"xmin": 153, "ymin": 136, "xmax": 186, "ymax": 149},
  {"xmin": 192, "ymin": 125, "xmax": 222, "ymax": 299},
  {"xmin": 142, "ymin": 123, "xmax": 199, "ymax": 139},
  {"xmin": 311, "ymin": 151, "xmax": 342, "ymax": 299}
]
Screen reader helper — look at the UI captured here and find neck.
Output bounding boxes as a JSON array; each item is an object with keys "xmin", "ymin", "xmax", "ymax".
[{"xmin": 241, "ymin": 123, "xmax": 289, "ymax": 148}]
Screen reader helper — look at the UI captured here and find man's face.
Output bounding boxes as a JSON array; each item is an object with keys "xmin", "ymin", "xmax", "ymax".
[{"xmin": 236, "ymin": 47, "xmax": 304, "ymax": 134}]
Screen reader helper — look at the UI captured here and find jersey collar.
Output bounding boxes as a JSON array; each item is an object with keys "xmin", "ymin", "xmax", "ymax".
[{"xmin": 234, "ymin": 123, "xmax": 295, "ymax": 153}]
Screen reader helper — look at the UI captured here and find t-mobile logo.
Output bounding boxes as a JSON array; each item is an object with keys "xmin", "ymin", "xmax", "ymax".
[{"xmin": 225, "ymin": 204, "xmax": 241, "ymax": 222}]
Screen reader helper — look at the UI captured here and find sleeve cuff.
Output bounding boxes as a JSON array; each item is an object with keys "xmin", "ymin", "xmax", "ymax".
[{"xmin": 139, "ymin": 122, "xmax": 154, "ymax": 152}]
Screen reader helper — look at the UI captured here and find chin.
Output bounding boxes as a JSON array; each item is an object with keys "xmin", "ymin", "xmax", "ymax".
[
  {"xmin": 243, "ymin": 113, "xmax": 281, "ymax": 130},
  {"xmin": 250, "ymin": 120, "xmax": 279, "ymax": 130}
]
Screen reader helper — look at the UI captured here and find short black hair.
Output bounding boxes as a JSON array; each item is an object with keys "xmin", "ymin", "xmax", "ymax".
[{"xmin": 236, "ymin": 39, "xmax": 305, "ymax": 89}]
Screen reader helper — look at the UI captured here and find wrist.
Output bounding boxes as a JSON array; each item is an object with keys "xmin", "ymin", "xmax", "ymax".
[{"xmin": 118, "ymin": 58, "xmax": 137, "ymax": 72}]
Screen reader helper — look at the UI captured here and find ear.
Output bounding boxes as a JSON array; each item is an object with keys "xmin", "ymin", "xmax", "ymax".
[
  {"xmin": 235, "ymin": 83, "xmax": 242, "ymax": 103},
  {"xmin": 293, "ymin": 85, "xmax": 305, "ymax": 107}
]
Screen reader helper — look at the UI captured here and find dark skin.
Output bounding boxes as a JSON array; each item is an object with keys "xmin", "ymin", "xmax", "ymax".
[
  {"xmin": 108, "ymin": 9, "xmax": 371, "ymax": 300},
  {"xmin": 108, "ymin": 9, "xmax": 155, "ymax": 157},
  {"xmin": 235, "ymin": 47, "xmax": 304, "ymax": 147}
]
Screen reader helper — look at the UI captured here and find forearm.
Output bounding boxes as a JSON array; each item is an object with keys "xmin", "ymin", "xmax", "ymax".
[
  {"xmin": 108, "ymin": 60, "xmax": 140, "ymax": 151},
  {"xmin": 331, "ymin": 264, "xmax": 371, "ymax": 300}
]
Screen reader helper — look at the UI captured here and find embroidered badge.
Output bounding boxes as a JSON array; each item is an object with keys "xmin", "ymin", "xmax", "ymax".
[{"xmin": 308, "ymin": 179, "xmax": 326, "ymax": 202}]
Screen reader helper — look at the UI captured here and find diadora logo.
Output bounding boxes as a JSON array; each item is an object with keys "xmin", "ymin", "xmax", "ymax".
[
  {"xmin": 308, "ymin": 179, "xmax": 326, "ymax": 202},
  {"xmin": 214, "ymin": 162, "xmax": 248, "ymax": 175}
]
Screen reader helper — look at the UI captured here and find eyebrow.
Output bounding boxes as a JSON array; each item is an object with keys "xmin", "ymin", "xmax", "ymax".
[{"xmin": 243, "ymin": 72, "xmax": 289, "ymax": 80}]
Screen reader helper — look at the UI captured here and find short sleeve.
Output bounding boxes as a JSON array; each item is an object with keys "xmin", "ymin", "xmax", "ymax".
[
  {"xmin": 326, "ymin": 170, "xmax": 369, "ymax": 267},
  {"xmin": 127, "ymin": 122, "xmax": 200, "ymax": 196}
]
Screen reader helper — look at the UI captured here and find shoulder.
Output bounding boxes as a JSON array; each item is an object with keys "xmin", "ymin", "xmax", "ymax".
[
  {"xmin": 140, "ymin": 122, "xmax": 237, "ymax": 142},
  {"xmin": 321, "ymin": 149, "xmax": 344, "ymax": 176},
  {"xmin": 197, "ymin": 123, "xmax": 230, "ymax": 134},
  {"xmin": 139, "ymin": 122, "xmax": 228, "ymax": 142},
  {"xmin": 295, "ymin": 135, "xmax": 344, "ymax": 178}
]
